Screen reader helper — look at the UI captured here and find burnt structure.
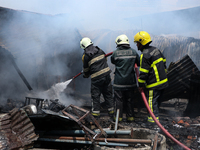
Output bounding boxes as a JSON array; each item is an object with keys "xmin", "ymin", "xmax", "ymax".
[
  {"xmin": 160, "ymin": 54, "xmax": 200, "ymax": 102},
  {"xmin": 184, "ymin": 72, "xmax": 200, "ymax": 117}
]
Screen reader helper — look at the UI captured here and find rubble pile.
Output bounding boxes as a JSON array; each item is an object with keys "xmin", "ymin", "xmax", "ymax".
[
  {"xmin": 0, "ymin": 108, "xmax": 38, "ymax": 149},
  {"xmin": 111, "ymin": 99, "xmax": 200, "ymax": 150},
  {"xmin": 0, "ymin": 95, "xmax": 200, "ymax": 149}
]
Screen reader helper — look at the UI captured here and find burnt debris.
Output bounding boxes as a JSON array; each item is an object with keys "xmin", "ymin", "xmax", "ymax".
[{"xmin": 0, "ymin": 108, "xmax": 38, "ymax": 150}]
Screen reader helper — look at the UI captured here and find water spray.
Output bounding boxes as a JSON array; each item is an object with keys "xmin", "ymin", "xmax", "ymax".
[{"xmin": 39, "ymin": 52, "xmax": 113, "ymax": 102}]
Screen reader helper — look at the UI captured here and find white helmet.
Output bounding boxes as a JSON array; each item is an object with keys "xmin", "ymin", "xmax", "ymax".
[
  {"xmin": 115, "ymin": 34, "xmax": 129, "ymax": 45},
  {"xmin": 80, "ymin": 37, "xmax": 93, "ymax": 49}
]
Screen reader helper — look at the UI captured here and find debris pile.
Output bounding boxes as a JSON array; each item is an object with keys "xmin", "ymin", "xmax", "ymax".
[
  {"xmin": 160, "ymin": 116, "xmax": 200, "ymax": 149},
  {"xmin": 0, "ymin": 108, "xmax": 38, "ymax": 149},
  {"xmin": 116, "ymin": 98, "xmax": 200, "ymax": 150},
  {"xmin": 32, "ymin": 104, "xmax": 166, "ymax": 150}
]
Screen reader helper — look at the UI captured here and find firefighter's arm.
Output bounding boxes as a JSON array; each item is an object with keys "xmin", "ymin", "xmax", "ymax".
[
  {"xmin": 110, "ymin": 52, "xmax": 115, "ymax": 64},
  {"xmin": 164, "ymin": 60, "xmax": 167, "ymax": 73},
  {"xmin": 135, "ymin": 52, "xmax": 140, "ymax": 67},
  {"xmin": 138, "ymin": 54, "xmax": 150, "ymax": 87},
  {"xmin": 161, "ymin": 52, "xmax": 167, "ymax": 73},
  {"xmin": 82, "ymin": 54, "xmax": 90, "ymax": 78}
]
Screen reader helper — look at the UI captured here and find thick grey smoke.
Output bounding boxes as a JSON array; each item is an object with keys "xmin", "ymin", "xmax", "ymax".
[
  {"xmin": 1, "ymin": 0, "xmax": 200, "ymax": 32},
  {"xmin": 0, "ymin": 7, "xmax": 89, "ymax": 106},
  {"xmin": 1, "ymin": 2, "xmax": 200, "ymax": 108},
  {"xmin": 125, "ymin": 6, "xmax": 200, "ymax": 39}
]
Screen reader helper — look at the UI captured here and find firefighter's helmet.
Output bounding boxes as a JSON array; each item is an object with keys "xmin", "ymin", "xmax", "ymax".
[
  {"xmin": 134, "ymin": 31, "xmax": 152, "ymax": 46},
  {"xmin": 115, "ymin": 34, "xmax": 129, "ymax": 45},
  {"xmin": 80, "ymin": 37, "xmax": 93, "ymax": 49}
]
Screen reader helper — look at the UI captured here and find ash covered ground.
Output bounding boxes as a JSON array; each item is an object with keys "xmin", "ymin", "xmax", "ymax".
[{"xmin": 90, "ymin": 99, "xmax": 200, "ymax": 150}]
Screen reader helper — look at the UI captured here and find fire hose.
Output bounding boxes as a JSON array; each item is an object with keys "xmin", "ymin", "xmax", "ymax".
[
  {"xmin": 73, "ymin": 51, "xmax": 191, "ymax": 149},
  {"xmin": 134, "ymin": 64, "xmax": 191, "ymax": 150}
]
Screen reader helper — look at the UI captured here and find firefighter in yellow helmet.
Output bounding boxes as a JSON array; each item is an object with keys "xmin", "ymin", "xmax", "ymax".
[
  {"xmin": 134, "ymin": 31, "xmax": 168, "ymax": 126},
  {"xmin": 80, "ymin": 37, "xmax": 114, "ymax": 120}
]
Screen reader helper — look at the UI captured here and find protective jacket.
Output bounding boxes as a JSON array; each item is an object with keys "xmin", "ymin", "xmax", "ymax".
[
  {"xmin": 111, "ymin": 45, "xmax": 140, "ymax": 90},
  {"xmin": 138, "ymin": 46, "xmax": 168, "ymax": 90},
  {"xmin": 82, "ymin": 45, "xmax": 111, "ymax": 81},
  {"xmin": 82, "ymin": 45, "xmax": 114, "ymax": 117}
]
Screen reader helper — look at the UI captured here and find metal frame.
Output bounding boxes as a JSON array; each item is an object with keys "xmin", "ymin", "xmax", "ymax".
[{"xmin": 62, "ymin": 104, "xmax": 107, "ymax": 142}]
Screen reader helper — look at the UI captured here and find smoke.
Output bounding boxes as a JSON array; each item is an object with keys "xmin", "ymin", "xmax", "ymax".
[
  {"xmin": 0, "ymin": 7, "xmax": 90, "ymax": 107},
  {"xmin": 0, "ymin": 1, "xmax": 200, "ymax": 108},
  {"xmin": 1, "ymin": 0, "xmax": 200, "ymax": 32},
  {"xmin": 125, "ymin": 6, "xmax": 200, "ymax": 39}
]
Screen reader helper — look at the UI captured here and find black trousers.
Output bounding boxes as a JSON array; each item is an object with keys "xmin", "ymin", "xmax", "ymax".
[
  {"xmin": 114, "ymin": 90, "xmax": 134, "ymax": 120},
  {"xmin": 91, "ymin": 74, "xmax": 114, "ymax": 116},
  {"xmin": 145, "ymin": 89, "xmax": 164, "ymax": 122}
]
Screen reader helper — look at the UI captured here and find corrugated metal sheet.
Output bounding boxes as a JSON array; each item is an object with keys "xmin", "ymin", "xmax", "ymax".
[
  {"xmin": 160, "ymin": 54, "xmax": 200, "ymax": 102},
  {"xmin": 0, "ymin": 108, "xmax": 38, "ymax": 150},
  {"xmin": 184, "ymin": 72, "xmax": 200, "ymax": 117}
]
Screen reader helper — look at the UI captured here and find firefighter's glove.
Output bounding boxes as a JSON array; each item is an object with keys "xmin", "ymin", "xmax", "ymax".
[{"xmin": 138, "ymin": 87, "xmax": 144, "ymax": 93}]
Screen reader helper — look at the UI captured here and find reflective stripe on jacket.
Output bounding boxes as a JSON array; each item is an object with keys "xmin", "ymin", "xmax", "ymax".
[
  {"xmin": 138, "ymin": 46, "xmax": 168, "ymax": 90},
  {"xmin": 82, "ymin": 45, "xmax": 111, "ymax": 80}
]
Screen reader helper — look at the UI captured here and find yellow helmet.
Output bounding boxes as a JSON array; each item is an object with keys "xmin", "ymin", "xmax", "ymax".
[
  {"xmin": 134, "ymin": 31, "xmax": 152, "ymax": 46},
  {"xmin": 115, "ymin": 34, "xmax": 129, "ymax": 45},
  {"xmin": 80, "ymin": 37, "xmax": 93, "ymax": 49}
]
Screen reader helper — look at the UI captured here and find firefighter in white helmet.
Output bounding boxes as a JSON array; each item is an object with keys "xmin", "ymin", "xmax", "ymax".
[
  {"xmin": 134, "ymin": 31, "xmax": 168, "ymax": 126},
  {"xmin": 111, "ymin": 34, "xmax": 140, "ymax": 122},
  {"xmin": 80, "ymin": 37, "xmax": 114, "ymax": 120}
]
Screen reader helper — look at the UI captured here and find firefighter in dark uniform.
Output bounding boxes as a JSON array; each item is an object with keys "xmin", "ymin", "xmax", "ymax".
[
  {"xmin": 134, "ymin": 31, "xmax": 168, "ymax": 125},
  {"xmin": 80, "ymin": 37, "xmax": 114, "ymax": 119},
  {"xmin": 111, "ymin": 34, "xmax": 140, "ymax": 122}
]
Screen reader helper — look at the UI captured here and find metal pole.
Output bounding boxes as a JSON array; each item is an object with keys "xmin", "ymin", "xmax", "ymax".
[
  {"xmin": 41, "ymin": 136, "xmax": 154, "ymax": 144},
  {"xmin": 115, "ymin": 109, "xmax": 120, "ymax": 132},
  {"xmin": 36, "ymin": 130, "xmax": 132, "ymax": 136},
  {"xmin": 38, "ymin": 138, "xmax": 129, "ymax": 147},
  {"xmin": 153, "ymin": 132, "xmax": 158, "ymax": 150}
]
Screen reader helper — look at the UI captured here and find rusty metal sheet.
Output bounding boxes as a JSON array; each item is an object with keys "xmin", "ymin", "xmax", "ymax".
[
  {"xmin": 0, "ymin": 114, "xmax": 10, "ymax": 121},
  {"xmin": 0, "ymin": 114, "xmax": 11, "ymax": 130},
  {"xmin": 12, "ymin": 117, "xmax": 30, "ymax": 131},
  {"xmin": 9, "ymin": 108, "xmax": 19, "ymax": 117},
  {"xmin": 0, "ymin": 108, "xmax": 39, "ymax": 149}
]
